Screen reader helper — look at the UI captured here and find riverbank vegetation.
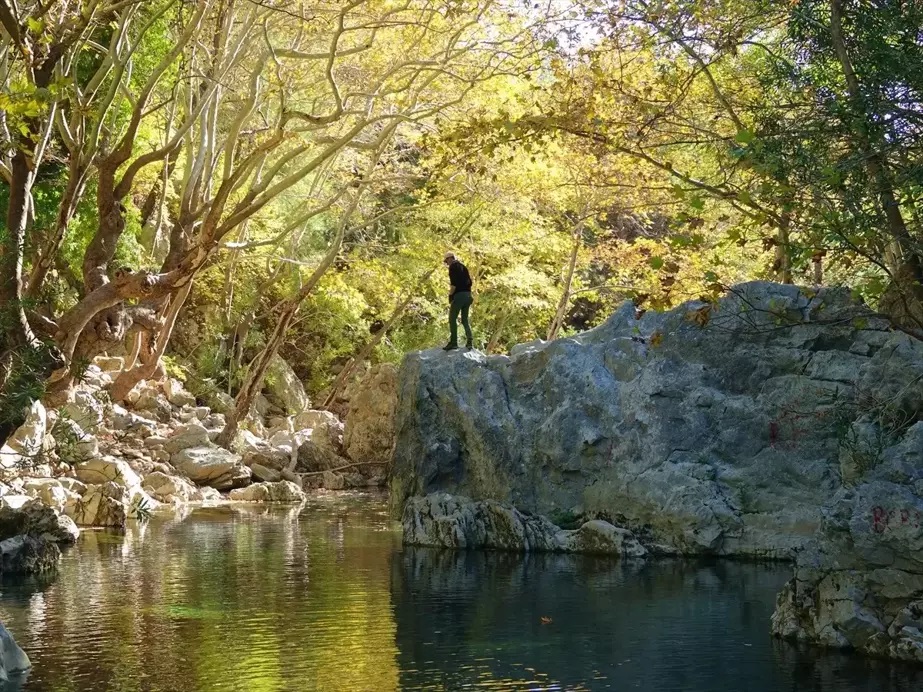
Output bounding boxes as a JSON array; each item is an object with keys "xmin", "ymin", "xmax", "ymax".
[{"xmin": 1, "ymin": 0, "xmax": 921, "ymax": 442}]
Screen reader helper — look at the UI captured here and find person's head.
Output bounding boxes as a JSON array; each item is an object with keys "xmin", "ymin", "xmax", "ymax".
[{"xmin": 443, "ymin": 251, "xmax": 456, "ymax": 266}]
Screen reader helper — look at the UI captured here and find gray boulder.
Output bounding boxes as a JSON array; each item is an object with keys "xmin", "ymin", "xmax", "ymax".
[
  {"xmin": 296, "ymin": 440, "xmax": 345, "ymax": 473},
  {"xmin": 69, "ymin": 482, "xmax": 129, "ymax": 527},
  {"xmin": 62, "ymin": 390, "xmax": 104, "ymax": 432},
  {"xmin": 0, "ymin": 622, "xmax": 31, "ymax": 682},
  {"xmin": 264, "ymin": 355, "xmax": 310, "ymax": 414},
  {"xmin": 229, "ymin": 480, "xmax": 305, "ymax": 503},
  {"xmin": 344, "ymin": 364, "xmax": 397, "ymax": 466},
  {"xmin": 0, "ymin": 535, "xmax": 60, "ymax": 574},
  {"xmin": 172, "ymin": 447, "xmax": 251, "ymax": 490},
  {"xmin": 390, "ymin": 282, "xmax": 916, "ymax": 560},
  {"xmin": 165, "ymin": 422, "xmax": 211, "ymax": 455},
  {"xmin": 0, "ymin": 498, "xmax": 79, "ymax": 545}
]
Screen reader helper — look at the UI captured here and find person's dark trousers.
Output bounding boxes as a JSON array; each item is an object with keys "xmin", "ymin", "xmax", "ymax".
[{"xmin": 449, "ymin": 291, "xmax": 473, "ymax": 347}]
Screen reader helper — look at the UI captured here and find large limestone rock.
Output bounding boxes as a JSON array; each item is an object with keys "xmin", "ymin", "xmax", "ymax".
[
  {"xmin": 142, "ymin": 472, "xmax": 200, "ymax": 504},
  {"xmin": 164, "ymin": 422, "xmax": 211, "ymax": 455},
  {"xmin": 403, "ymin": 493, "xmax": 647, "ymax": 557},
  {"xmin": 264, "ymin": 355, "xmax": 310, "ymax": 414},
  {"xmin": 229, "ymin": 480, "xmax": 305, "ymax": 503},
  {"xmin": 0, "ymin": 622, "xmax": 31, "ymax": 681},
  {"xmin": 74, "ymin": 457, "xmax": 142, "ymax": 490},
  {"xmin": 70, "ymin": 482, "xmax": 129, "ymax": 527},
  {"xmin": 21, "ymin": 479, "xmax": 78, "ymax": 514},
  {"xmin": 294, "ymin": 410, "xmax": 345, "ymax": 454},
  {"xmin": 171, "ymin": 446, "xmax": 251, "ymax": 490},
  {"xmin": 296, "ymin": 440, "xmax": 343, "ymax": 473},
  {"xmin": 0, "ymin": 400, "xmax": 47, "ymax": 469},
  {"xmin": 162, "ymin": 378, "xmax": 196, "ymax": 408},
  {"xmin": 772, "ymin": 423, "xmax": 923, "ymax": 663},
  {"xmin": 390, "ymin": 283, "xmax": 919, "ymax": 560},
  {"xmin": 344, "ymin": 364, "xmax": 397, "ymax": 466},
  {"xmin": 51, "ymin": 417, "xmax": 99, "ymax": 462},
  {"xmin": 62, "ymin": 390, "xmax": 104, "ymax": 432}
]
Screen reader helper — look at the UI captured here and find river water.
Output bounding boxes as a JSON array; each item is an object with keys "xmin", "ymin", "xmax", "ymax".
[{"xmin": 0, "ymin": 495, "xmax": 921, "ymax": 691}]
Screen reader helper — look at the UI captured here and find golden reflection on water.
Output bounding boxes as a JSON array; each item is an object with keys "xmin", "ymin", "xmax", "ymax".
[{"xmin": 0, "ymin": 499, "xmax": 402, "ymax": 692}]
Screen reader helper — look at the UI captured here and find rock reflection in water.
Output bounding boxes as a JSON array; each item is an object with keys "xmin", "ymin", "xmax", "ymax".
[
  {"xmin": 391, "ymin": 549, "xmax": 923, "ymax": 691},
  {"xmin": 1, "ymin": 501, "xmax": 922, "ymax": 691}
]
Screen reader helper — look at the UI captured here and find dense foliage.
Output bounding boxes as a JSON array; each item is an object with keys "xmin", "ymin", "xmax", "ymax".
[{"xmin": 1, "ymin": 0, "xmax": 921, "ymax": 438}]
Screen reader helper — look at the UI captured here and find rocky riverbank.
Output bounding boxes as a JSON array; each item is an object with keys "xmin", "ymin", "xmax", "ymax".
[
  {"xmin": 389, "ymin": 281, "xmax": 923, "ymax": 663},
  {"xmin": 0, "ymin": 360, "xmax": 398, "ymax": 576}
]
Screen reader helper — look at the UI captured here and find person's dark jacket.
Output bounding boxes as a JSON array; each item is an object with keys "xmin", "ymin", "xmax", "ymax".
[{"xmin": 448, "ymin": 261, "xmax": 472, "ymax": 292}]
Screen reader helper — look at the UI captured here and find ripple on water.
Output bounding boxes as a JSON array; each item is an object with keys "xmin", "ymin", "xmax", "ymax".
[{"xmin": 0, "ymin": 498, "xmax": 921, "ymax": 691}]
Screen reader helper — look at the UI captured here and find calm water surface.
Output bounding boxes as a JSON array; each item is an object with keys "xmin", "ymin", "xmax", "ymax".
[{"xmin": 0, "ymin": 496, "xmax": 921, "ymax": 692}]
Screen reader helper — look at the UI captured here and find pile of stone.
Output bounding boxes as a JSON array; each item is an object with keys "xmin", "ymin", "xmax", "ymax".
[{"xmin": 0, "ymin": 355, "xmax": 398, "ymax": 578}]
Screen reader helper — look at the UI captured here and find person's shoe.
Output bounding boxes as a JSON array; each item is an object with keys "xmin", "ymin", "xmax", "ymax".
[{"xmin": 442, "ymin": 343, "xmax": 458, "ymax": 351}]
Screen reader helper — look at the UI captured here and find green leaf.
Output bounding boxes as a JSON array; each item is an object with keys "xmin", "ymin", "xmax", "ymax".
[
  {"xmin": 689, "ymin": 195, "xmax": 705, "ymax": 211},
  {"xmin": 735, "ymin": 129, "xmax": 755, "ymax": 145},
  {"xmin": 648, "ymin": 256, "xmax": 664, "ymax": 270}
]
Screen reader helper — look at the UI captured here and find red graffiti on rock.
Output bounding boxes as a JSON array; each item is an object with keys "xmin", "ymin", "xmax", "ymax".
[{"xmin": 871, "ymin": 506, "xmax": 922, "ymax": 533}]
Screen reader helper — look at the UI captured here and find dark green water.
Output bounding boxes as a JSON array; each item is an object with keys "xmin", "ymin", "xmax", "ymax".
[{"xmin": 0, "ymin": 496, "xmax": 921, "ymax": 691}]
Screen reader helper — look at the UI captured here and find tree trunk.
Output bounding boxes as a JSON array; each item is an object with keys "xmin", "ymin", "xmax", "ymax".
[
  {"xmin": 26, "ymin": 158, "xmax": 89, "ymax": 298},
  {"xmin": 486, "ymin": 305, "xmax": 515, "ymax": 354},
  {"xmin": 546, "ymin": 223, "xmax": 583, "ymax": 341},
  {"xmin": 321, "ymin": 281, "xmax": 430, "ymax": 410},
  {"xmin": 216, "ymin": 203, "xmax": 354, "ymax": 447},
  {"xmin": 829, "ymin": 0, "xmax": 922, "ymax": 283},
  {"xmin": 110, "ymin": 281, "xmax": 193, "ymax": 402},
  {"xmin": 776, "ymin": 214, "xmax": 793, "ymax": 284},
  {"xmin": 1, "ymin": 152, "xmax": 39, "ymax": 352}
]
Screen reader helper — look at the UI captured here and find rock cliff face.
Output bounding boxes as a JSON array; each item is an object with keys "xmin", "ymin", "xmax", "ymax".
[
  {"xmin": 394, "ymin": 281, "xmax": 923, "ymax": 548},
  {"xmin": 391, "ymin": 281, "xmax": 923, "ymax": 661}
]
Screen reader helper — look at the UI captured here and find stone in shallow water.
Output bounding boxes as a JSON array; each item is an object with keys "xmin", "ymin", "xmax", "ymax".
[
  {"xmin": 229, "ymin": 481, "xmax": 305, "ymax": 503},
  {"xmin": 69, "ymin": 482, "xmax": 128, "ymax": 528},
  {"xmin": 171, "ymin": 447, "xmax": 251, "ymax": 490},
  {"xmin": 0, "ymin": 621, "xmax": 31, "ymax": 681},
  {"xmin": 0, "ymin": 534, "xmax": 60, "ymax": 574}
]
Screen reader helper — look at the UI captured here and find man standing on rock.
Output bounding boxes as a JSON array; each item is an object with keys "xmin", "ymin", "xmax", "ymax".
[{"xmin": 443, "ymin": 251, "xmax": 473, "ymax": 351}]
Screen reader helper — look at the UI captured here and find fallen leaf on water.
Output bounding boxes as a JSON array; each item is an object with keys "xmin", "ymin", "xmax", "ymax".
[{"xmin": 540, "ymin": 616, "xmax": 552, "ymax": 625}]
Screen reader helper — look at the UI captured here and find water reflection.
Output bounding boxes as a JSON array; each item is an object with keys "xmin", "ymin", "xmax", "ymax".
[
  {"xmin": 0, "ymin": 500, "xmax": 921, "ymax": 692},
  {"xmin": 0, "ymin": 498, "xmax": 401, "ymax": 692},
  {"xmin": 391, "ymin": 549, "xmax": 923, "ymax": 691}
]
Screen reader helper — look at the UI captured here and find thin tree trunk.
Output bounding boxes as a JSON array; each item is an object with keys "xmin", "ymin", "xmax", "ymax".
[
  {"xmin": 216, "ymin": 197, "xmax": 357, "ymax": 447},
  {"xmin": 322, "ymin": 277, "xmax": 431, "ymax": 410},
  {"xmin": 776, "ymin": 214, "xmax": 793, "ymax": 284},
  {"xmin": 26, "ymin": 159, "xmax": 89, "ymax": 298},
  {"xmin": 486, "ymin": 305, "xmax": 515, "ymax": 353},
  {"xmin": 547, "ymin": 222, "xmax": 583, "ymax": 341},
  {"xmin": 0, "ymin": 152, "xmax": 38, "ymax": 350}
]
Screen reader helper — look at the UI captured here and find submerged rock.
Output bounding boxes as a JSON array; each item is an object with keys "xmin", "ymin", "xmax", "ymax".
[
  {"xmin": 229, "ymin": 480, "xmax": 305, "ymax": 503},
  {"xmin": 403, "ymin": 493, "xmax": 647, "ymax": 557}
]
